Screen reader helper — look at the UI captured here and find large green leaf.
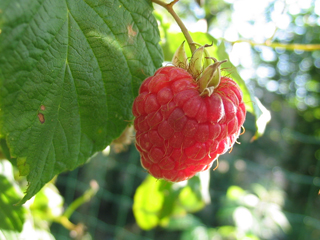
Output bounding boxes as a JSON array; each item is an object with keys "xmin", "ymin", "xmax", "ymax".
[
  {"xmin": 0, "ymin": 0, "xmax": 163, "ymax": 203},
  {"xmin": 0, "ymin": 160, "xmax": 26, "ymax": 237}
]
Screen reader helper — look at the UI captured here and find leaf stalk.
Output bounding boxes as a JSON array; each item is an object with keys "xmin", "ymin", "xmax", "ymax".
[{"xmin": 152, "ymin": 0, "xmax": 196, "ymax": 54}]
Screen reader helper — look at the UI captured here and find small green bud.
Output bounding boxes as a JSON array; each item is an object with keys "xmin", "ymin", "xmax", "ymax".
[
  {"xmin": 172, "ymin": 41, "xmax": 188, "ymax": 69},
  {"xmin": 203, "ymin": 49, "xmax": 213, "ymax": 70},
  {"xmin": 202, "ymin": 43, "xmax": 215, "ymax": 70},
  {"xmin": 189, "ymin": 45, "xmax": 205, "ymax": 79},
  {"xmin": 198, "ymin": 59, "xmax": 227, "ymax": 96}
]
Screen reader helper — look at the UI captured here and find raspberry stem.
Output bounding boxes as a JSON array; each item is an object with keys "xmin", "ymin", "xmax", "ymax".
[{"xmin": 152, "ymin": 0, "xmax": 196, "ymax": 54}]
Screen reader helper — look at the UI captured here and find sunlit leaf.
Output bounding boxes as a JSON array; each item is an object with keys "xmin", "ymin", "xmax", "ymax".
[
  {"xmin": 179, "ymin": 175, "xmax": 208, "ymax": 213},
  {"xmin": 251, "ymin": 183, "xmax": 268, "ymax": 199},
  {"xmin": 216, "ymin": 41, "xmax": 271, "ymax": 138},
  {"xmin": 133, "ymin": 174, "xmax": 210, "ymax": 230},
  {"xmin": 133, "ymin": 175, "xmax": 166, "ymax": 230},
  {"xmin": 251, "ymin": 97, "xmax": 271, "ymax": 140},
  {"xmin": 269, "ymin": 207, "xmax": 291, "ymax": 233},
  {"xmin": 211, "ymin": 226, "xmax": 237, "ymax": 238},
  {"xmin": 207, "ymin": 226, "xmax": 260, "ymax": 240},
  {"xmin": 30, "ymin": 183, "xmax": 63, "ymax": 221},
  {"xmin": 226, "ymin": 185, "xmax": 245, "ymax": 200},
  {"xmin": 180, "ymin": 226, "xmax": 210, "ymax": 240},
  {"xmin": 160, "ymin": 32, "xmax": 217, "ymax": 61},
  {"xmin": 233, "ymin": 206, "xmax": 253, "ymax": 231},
  {"xmin": 0, "ymin": 160, "xmax": 26, "ymax": 234},
  {"xmin": 162, "ymin": 214, "xmax": 203, "ymax": 230},
  {"xmin": 179, "ymin": 186, "xmax": 205, "ymax": 212}
]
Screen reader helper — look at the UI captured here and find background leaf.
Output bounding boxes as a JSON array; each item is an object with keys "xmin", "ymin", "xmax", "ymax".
[
  {"xmin": 0, "ymin": 0, "xmax": 163, "ymax": 204},
  {"xmin": 160, "ymin": 31, "xmax": 217, "ymax": 62},
  {"xmin": 133, "ymin": 174, "xmax": 209, "ymax": 230},
  {"xmin": 133, "ymin": 175, "xmax": 167, "ymax": 230},
  {"xmin": 216, "ymin": 41, "xmax": 271, "ymax": 137},
  {"xmin": 0, "ymin": 176, "xmax": 25, "ymax": 230},
  {"xmin": 0, "ymin": 160, "xmax": 26, "ymax": 236}
]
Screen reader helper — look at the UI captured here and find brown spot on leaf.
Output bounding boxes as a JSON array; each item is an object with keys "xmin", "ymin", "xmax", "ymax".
[
  {"xmin": 38, "ymin": 113, "xmax": 45, "ymax": 124},
  {"xmin": 127, "ymin": 24, "xmax": 137, "ymax": 43},
  {"xmin": 40, "ymin": 105, "xmax": 45, "ymax": 111}
]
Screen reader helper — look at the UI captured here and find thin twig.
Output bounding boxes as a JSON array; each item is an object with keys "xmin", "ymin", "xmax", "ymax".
[
  {"xmin": 54, "ymin": 216, "xmax": 77, "ymax": 231},
  {"xmin": 152, "ymin": 0, "xmax": 196, "ymax": 53},
  {"xmin": 229, "ymin": 39, "xmax": 320, "ymax": 51}
]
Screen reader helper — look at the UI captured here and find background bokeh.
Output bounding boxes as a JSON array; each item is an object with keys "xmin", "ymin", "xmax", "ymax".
[{"xmin": 50, "ymin": 0, "xmax": 320, "ymax": 239}]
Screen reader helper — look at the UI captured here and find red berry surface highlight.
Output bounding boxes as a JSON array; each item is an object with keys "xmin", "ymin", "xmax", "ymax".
[{"xmin": 132, "ymin": 66, "xmax": 246, "ymax": 182}]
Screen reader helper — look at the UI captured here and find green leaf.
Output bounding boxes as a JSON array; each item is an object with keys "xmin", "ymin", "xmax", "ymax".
[
  {"xmin": 162, "ymin": 214, "xmax": 203, "ymax": 231},
  {"xmin": 160, "ymin": 32, "xmax": 217, "ymax": 61},
  {"xmin": 0, "ymin": 0, "xmax": 163, "ymax": 203},
  {"xmin": 0, "ymin": 161, "xmax": 26, "ymax": 234},
  {"xmin": 216, "ymin": 41, "xmax": 271, "ymax": 138},
  {"xmin": 251, "ymin": 97, "xmax": 271, "ymax": 140},
  {"xmin": 158, "ymin": 180, "xmax": 179, "ymax": 219},
  {"xmin": 133, "ymin": 174, "xmax": 210, "ymax": 230},
  {"xmin": 30, "ymin": 182, "xmax": 63, "ymax": 221},
  {"xmin": 207, "ymin": 226, "xmax": 238, "ymax": 239},
  {"xmin": 0, "ymin": 138, "xmax": 17, "ymax": 166},
  {"xmin": 179, "ymin": 186, "xmax": 205, "ymax": 212},
  {"xmin": 133, "ymin": 175, "xmax": 166, "ymax": 230},
  {"xmin": 216, "ymin": 41, "xmax": 254, "ymax": 112},
  {"xmin": 226, "ymin": 185, "xmax": 245, "ymax": 201},
  {"xmin": 181, "ymin": 226, "xmax": 210, "ymax": 240},
  {"xmin": 178, "ymin": 174, "xmax": 209, "ymax": 213}
]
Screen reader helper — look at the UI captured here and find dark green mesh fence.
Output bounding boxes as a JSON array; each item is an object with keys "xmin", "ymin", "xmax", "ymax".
[
  {"xmin": 49, "ymin": 118, "xmax": 320, "ymax": 240},
  {"xmin": 51, "ymin": 145, "xmax": 157, "ymax": 240}
]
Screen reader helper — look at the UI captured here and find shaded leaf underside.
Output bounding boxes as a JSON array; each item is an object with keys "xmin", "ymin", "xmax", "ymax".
[{"xmin": 0, "ymin": 0, "xmax": 163, "ymax": 203}]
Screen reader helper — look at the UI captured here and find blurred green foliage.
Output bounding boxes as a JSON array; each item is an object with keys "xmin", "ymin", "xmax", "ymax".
[
  {"xmin": 133, "ymin": 174, "xmax": 208, "ymax": 230},
  {"xmin": 0, "ymin": 162, "xmax": 25, "ymax": 236}
]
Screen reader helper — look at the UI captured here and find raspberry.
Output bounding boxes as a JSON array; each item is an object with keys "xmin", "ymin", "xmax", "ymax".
[{"xmin": 132, "ymin": 65, "xmax": 246, "ymax": 182}]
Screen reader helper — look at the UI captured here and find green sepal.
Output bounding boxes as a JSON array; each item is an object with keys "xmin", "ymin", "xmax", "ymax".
[
  {"xmin": 198, "ymin": 60, "xmax": 227, "ymax": 96},
  {"xmin": 172, "ymin": 41, "xmax": 188, "ymax": 69},
  {"xmin": 203, "ymin": 48, "xmax": 213, "ymax": 70},
  {"xmin": 189, "ymin": 45, "xmax": 205, "ymax": 79}
]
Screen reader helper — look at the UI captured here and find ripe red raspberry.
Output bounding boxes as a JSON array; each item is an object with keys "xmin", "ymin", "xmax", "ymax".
[{"xmin": 132, "ymin": 66, "xmax": 246, "ymax": 182}]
